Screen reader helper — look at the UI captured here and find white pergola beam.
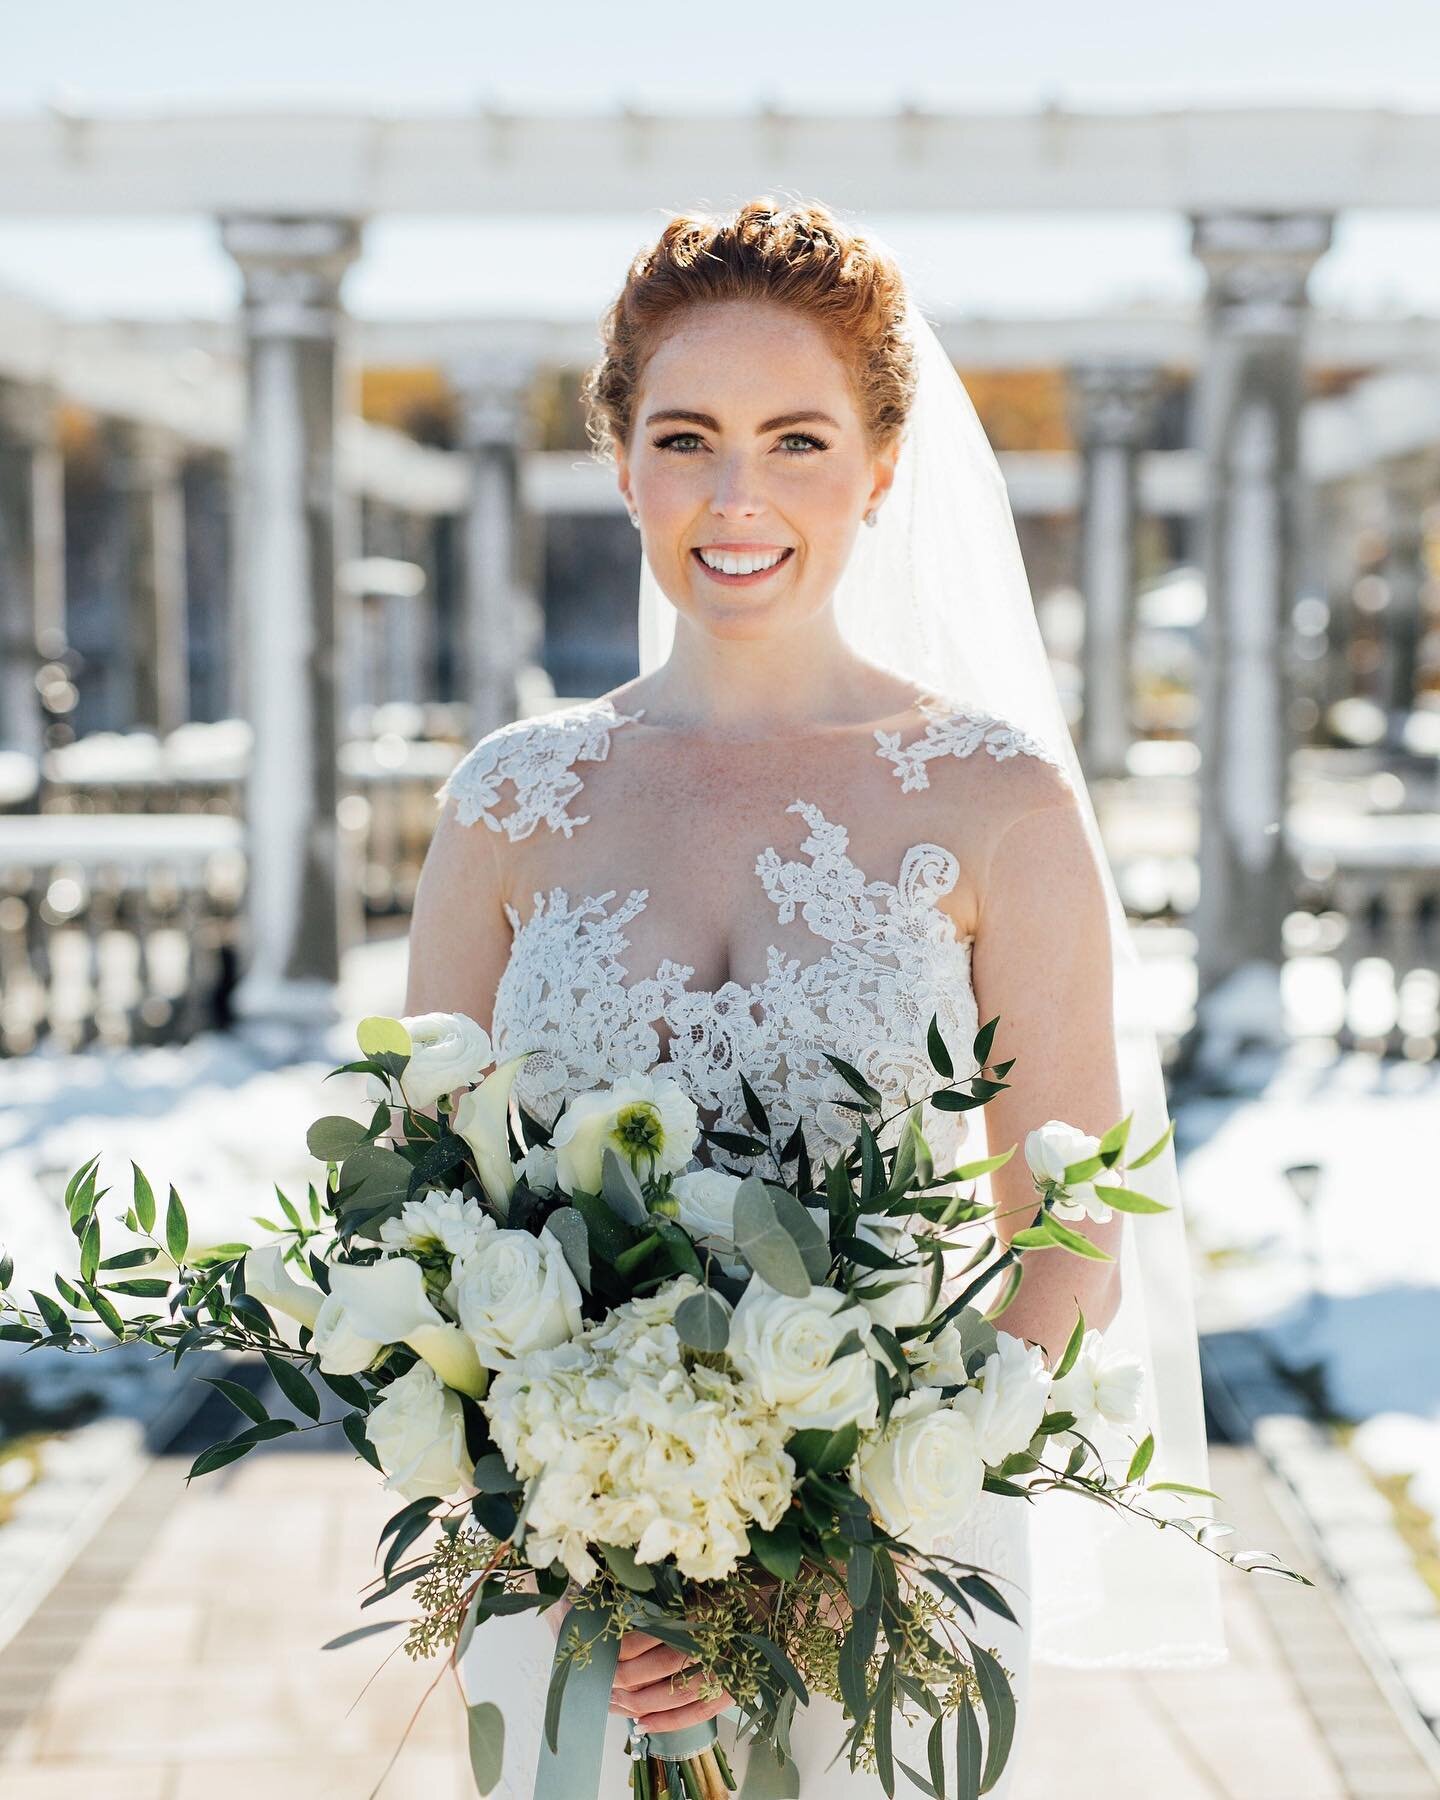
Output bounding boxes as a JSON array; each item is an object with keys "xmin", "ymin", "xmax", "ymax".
[{"xmin": 0, "ymin": 104, "xmax": 1437, "ymax": 217}]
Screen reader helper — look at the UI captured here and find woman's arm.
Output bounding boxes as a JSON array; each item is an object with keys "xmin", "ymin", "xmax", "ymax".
[
  {"xmin": 968, "ymin": 772, "xmax": 1124, "ymax": 1359},
  {"xmin": 403, "ymin": 795, "xmax": 513, "ymax": 1025}
]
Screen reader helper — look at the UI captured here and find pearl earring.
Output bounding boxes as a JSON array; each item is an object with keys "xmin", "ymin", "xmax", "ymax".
[
  {"xmin": 863, "ymin": 509, "xmax": 878, "ymax": 528},
  {"xmin": 629, "ymin": 512, "xmax": 640, "ymax": 529}
]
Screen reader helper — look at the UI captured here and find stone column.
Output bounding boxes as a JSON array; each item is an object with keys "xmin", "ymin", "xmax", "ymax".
[
  {"xmin": 1065, "ymin": 361, "xmax": 1164, "ymax": 780},
  {"xmin": 1187, "ymin": 210, "xmax": 1333, "ymax": 1074},
  {"xmin": 0, "ymin": 378, "xmax": 65, "ymax": 761},
  {"xmin": 449, "ymin": 351, "xmax": 539, "ymax": 739},
  {"xmin": 108, "ymin": 419, "xmax": 190, "ymax": 736},
  {"xmin": 218, "ymin": 214, "xmax": 362, "ymax": 1036},
  {"xmin": 1381, "ymin": 453, "xmax": 1437, "ymax": 743}
]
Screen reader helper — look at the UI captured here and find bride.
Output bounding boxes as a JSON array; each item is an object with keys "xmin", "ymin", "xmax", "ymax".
[{"xmin": 404, "ymin": 198, "xmax": 1222, "ymax": 1796}]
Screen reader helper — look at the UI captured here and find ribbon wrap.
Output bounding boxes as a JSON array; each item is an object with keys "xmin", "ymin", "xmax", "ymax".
[{"xmin": 532, "ymin": 1600, "xmax": 621, "ymax": 1800}]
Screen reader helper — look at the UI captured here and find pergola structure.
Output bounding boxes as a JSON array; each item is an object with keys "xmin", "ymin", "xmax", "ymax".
[{"xmin": 1, "ymin": 101, "xmax": 1437, "ymax": 1051}]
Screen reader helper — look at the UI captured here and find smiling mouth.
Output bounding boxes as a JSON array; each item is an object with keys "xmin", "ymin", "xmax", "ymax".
[{"xmin": 690, "ymin": 546, "xmax": 795, "ymax": 585}]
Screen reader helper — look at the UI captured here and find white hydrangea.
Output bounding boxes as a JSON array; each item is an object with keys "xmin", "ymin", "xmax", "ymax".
[{"xmin": 483, "ymin": 1276, "xmax": 795, "ymax": 1586}]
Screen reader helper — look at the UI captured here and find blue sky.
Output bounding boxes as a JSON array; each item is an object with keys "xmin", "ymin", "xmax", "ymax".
[{"xmin": 3, "ymin": 0, "xmax": 1438, "ymax": 322}]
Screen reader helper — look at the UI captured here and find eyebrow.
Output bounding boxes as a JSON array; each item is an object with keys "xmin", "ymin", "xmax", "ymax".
[{"xmin": 643, "ymin": 408, "xmax": 842, "ymax": 434}]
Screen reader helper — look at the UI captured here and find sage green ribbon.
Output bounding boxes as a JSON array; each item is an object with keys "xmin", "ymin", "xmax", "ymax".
[
  {"xmin": 633, "ymin": 1717, "xmax": 719, "ymax": 1761},
  {"xmin": 533, "ymin": 1601, "xmax": 621, "ymax": 1800}
]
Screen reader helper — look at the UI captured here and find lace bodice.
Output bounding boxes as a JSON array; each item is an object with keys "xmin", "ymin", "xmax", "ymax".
[{"xmin": 436, "ymin": 693, "xmax": 1062, "ymax": 1175}]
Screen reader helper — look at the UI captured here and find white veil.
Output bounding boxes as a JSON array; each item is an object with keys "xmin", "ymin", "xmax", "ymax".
[{"xmin": 636, "ymin": 260, "xmax": 1226, "ymax": 1669}]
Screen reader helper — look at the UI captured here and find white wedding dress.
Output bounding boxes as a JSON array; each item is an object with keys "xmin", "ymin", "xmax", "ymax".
[{"xmin": 440, "ymin": 692, "xmax": 1055, "ymax": 1797}]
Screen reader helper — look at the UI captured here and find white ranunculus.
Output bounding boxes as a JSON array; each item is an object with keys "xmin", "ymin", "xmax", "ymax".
[
  {"xmin": 243, "ymin": 1244, "xmax": 322, "ymax": 1331},
  {"xmin": 395, "ymin": 1011, "xmax": 493, "ymax": 1110},
  {"xmin": 908, "ymin": 1320, "xmax": 971, "ymax": 1388},
  {"xmin": 514, "ymin": 1143, "xmax": 559, "ymax": 1193},
  {"xmin": 451, "ymin": 1054, "xmax": 530, "ymax": 1214},
  {"xmin": 1047, "ymin": 1328, "xmax": 1146, "ymax": 1460},
  {"xmin": 445, "ymin": 1215, "xmax": 583, "ymax": 1370},
  {"xmin": 366, "ymin": 1361, "xmax": 476, "ymax": 1503},
  {"xmin": 379, "ymin": 1188, "xmax": 489, "ymax": 1262},
  {"xmin": 851, "ymin": 1215, "xmax": 931, "ymax": 1334},
  {"xmin": 853, "ymin": 1388, "xmax": 984, "ymax": 1550},
  {"xmin": 670, "ymin": 1168, "xmax": 747, "ymax": 1272},
  {"xmin": 310, "ymin": 1291, "xmax": 383, "ymax": 1375},
  {"xmin": 550, "ymin": 1073, "xmax": 700, "ymax": 1196},
  {"xmin": 727, "ymin": 1278, "xmax": 879, "ymax": 1433},
  {"xmin": 1023, "ymin": 1119, "xmax": 1116, "ymax": 1225},
  {"xmin": 953, "ymin": 1330, "xmax": 1052, "ymax": 1465},
  {"xmin": 326, "ymin": 1257, "xmax": 488, "ymax": 1397}
]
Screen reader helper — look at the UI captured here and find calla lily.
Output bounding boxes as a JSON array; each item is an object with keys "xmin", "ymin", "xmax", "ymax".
[
  {"xmin": 243, "ymin": 1244, "xmax": 323, "ymax": 1331},
  {"xmin": 452, "ymin": 1053, "xmax": 531, "ymax": 1216},
  {"xmin": 327, "ymin": 1258, "xmax": 488, "ymax": 1398},
  {"xmin": 311, "ymin": 1291, "xmax": 384, "ymax": 1375}
]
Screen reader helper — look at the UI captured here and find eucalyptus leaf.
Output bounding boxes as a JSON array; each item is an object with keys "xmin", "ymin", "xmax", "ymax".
[
  {"xmin": 600, "ymin": 1147, "xmax": 648, "ymax": 1226},
  {"xmin": 769, "ymin": 1189, "xmax": 830, "ymax": 1281},
  {"xmin": 673, "ymin": 1289, "xmax": 730, "ymax": 1353},
  {"xmin": 307, "ymin": 1115, "xmax": 370, "ymax": 1162},
  {"xmin": 466, "ymin": 1699, "xmax": 505, "ymax": 1794},
  {"xmin": 542, "ymin": 1207, "xmax": 592, "ymax": 1291},
  {"xmin": 733, "ymin": 1179, "xmax": 811, "ymax": 1298},
  {"xmin": 600, "ymin": 1541, "xmax": 656, "ymax": 1592}
]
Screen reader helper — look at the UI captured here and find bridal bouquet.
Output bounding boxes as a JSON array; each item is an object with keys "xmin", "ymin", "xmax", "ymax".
[{"xmin": 1, "ymin": 1011, "xmax": 1305, "ymax": 1800}]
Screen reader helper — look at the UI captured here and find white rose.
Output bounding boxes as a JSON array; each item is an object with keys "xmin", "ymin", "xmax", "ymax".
[
  {"xmin": 671, "ymin": 1168, "xmax": 747, "ymax": 1271},
  {"xmin": 243, "ymin": 1243, "xmax": 322, "ymax": 1331},
  {"xmin": 953, "ymin": 1330, "xmax": 1051, "ymax": 1465},
  {"xmin": 550, "ymin": 1073, "xmax": 699, "ymax": 1196},
  {"xmin": 514, "ymin": 1143, "xmax": 559, "ymax": 1192},
  {"xmin": 326, "ymin": 1257, "xmax": 488, "ymax": 1397},
  {"xmin": 851, "ymin": 1215, "xmax": 931, "ymax": 1334},
  {"xmin": 445, "ymin": 1215, "xmax": 584, "ymax": 1370},
  {"xmin": 366, "ymin": 1361, "xmax": 475, "ymax": 1503},
  {"xmin": 1023, "ymin": 1120, "xmax": 1115, "ymax": 1224},
  {"xmin": 1047, "ymin": 1328, "xmax": 1146, "ymax": 1462},
  {"xmin": 727, "ymin": 1279, "xmax": 879, "ymax": 1433},
  {"xmin": 394, "ymin": 1011, "xmax": 494, "ymax": 1110},
  {"xmin": 452, "ymin": 1054, "xmax": 530, "ymax": 1214},
  {"xmin": 379, "ymin": 1188, "xmax": 489, "ymax": 1262},
  {"xmin": 853, "ymin": 1388, "xmax": 984, "ymax": 1550}
]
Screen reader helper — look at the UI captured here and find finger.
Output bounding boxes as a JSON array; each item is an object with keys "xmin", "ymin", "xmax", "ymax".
[
  {"xmin": 619, "ymin": 1671, "xmax": 714, "ymax": 1719},
  {"xmin": 611, "ymin": 1645, "xmax": 690, "ymax": 1690},
  {"xmin": 632, "ymin": 1691, "xmax": 733, "ymax": 1735},
  {"xmin": 616, "ymin": 1629, "xmax": 662, "ymax": 1662}
]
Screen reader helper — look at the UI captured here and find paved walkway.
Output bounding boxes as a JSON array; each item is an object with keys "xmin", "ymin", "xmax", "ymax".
[{"xmin": 0, "ymin": 1437, "xmax": 1434, "ymax": 1799}]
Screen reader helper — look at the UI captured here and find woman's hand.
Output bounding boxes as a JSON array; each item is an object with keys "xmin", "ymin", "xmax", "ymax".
[{"xmin": 610, "ymin": 1627, "xmax": 734, "ymax": 1735}]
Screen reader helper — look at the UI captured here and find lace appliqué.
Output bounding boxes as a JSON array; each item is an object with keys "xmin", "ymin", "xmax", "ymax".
[
  {"xmin": 473, "ymin": 692, "xmax": 1061, "ymax": 1172},
  {"xmin": 492, "ymin": 796, "xmax": 980, "ymax": 1173},
  {"xmin": 435, "ymin": 699, "xmax": 644, "ymax": 840},
  {"xmin": 874, "ymin": 694, "xmax": 1064, "ymax": 794}
]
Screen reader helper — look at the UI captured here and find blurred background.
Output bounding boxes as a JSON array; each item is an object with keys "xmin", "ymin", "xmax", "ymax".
[{"xmin": 2, "ymin": 4, "xmax": 1440, "ymax": 1795}]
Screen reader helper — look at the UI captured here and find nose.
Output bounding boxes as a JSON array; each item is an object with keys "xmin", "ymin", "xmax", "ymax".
[{"xmin": 708, "ymin": 454, "xmax": 765, "ymax": 520}]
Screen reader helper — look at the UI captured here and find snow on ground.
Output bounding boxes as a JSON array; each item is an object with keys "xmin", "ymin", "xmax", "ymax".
[{"xmin": 1179, "ymin": 1046, "xmax": 1440, "ymax": 1520}]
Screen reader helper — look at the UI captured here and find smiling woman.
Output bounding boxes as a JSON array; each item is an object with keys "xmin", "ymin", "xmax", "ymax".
[{"xmin": 576, "ymin": 200, "xmax": 914, "ymax": 656}]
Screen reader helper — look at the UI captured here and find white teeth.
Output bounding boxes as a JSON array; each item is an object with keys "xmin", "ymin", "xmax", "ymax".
[{"xmin": 697, "ymin": 547, "xmax": 787, "ymax": 575}]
